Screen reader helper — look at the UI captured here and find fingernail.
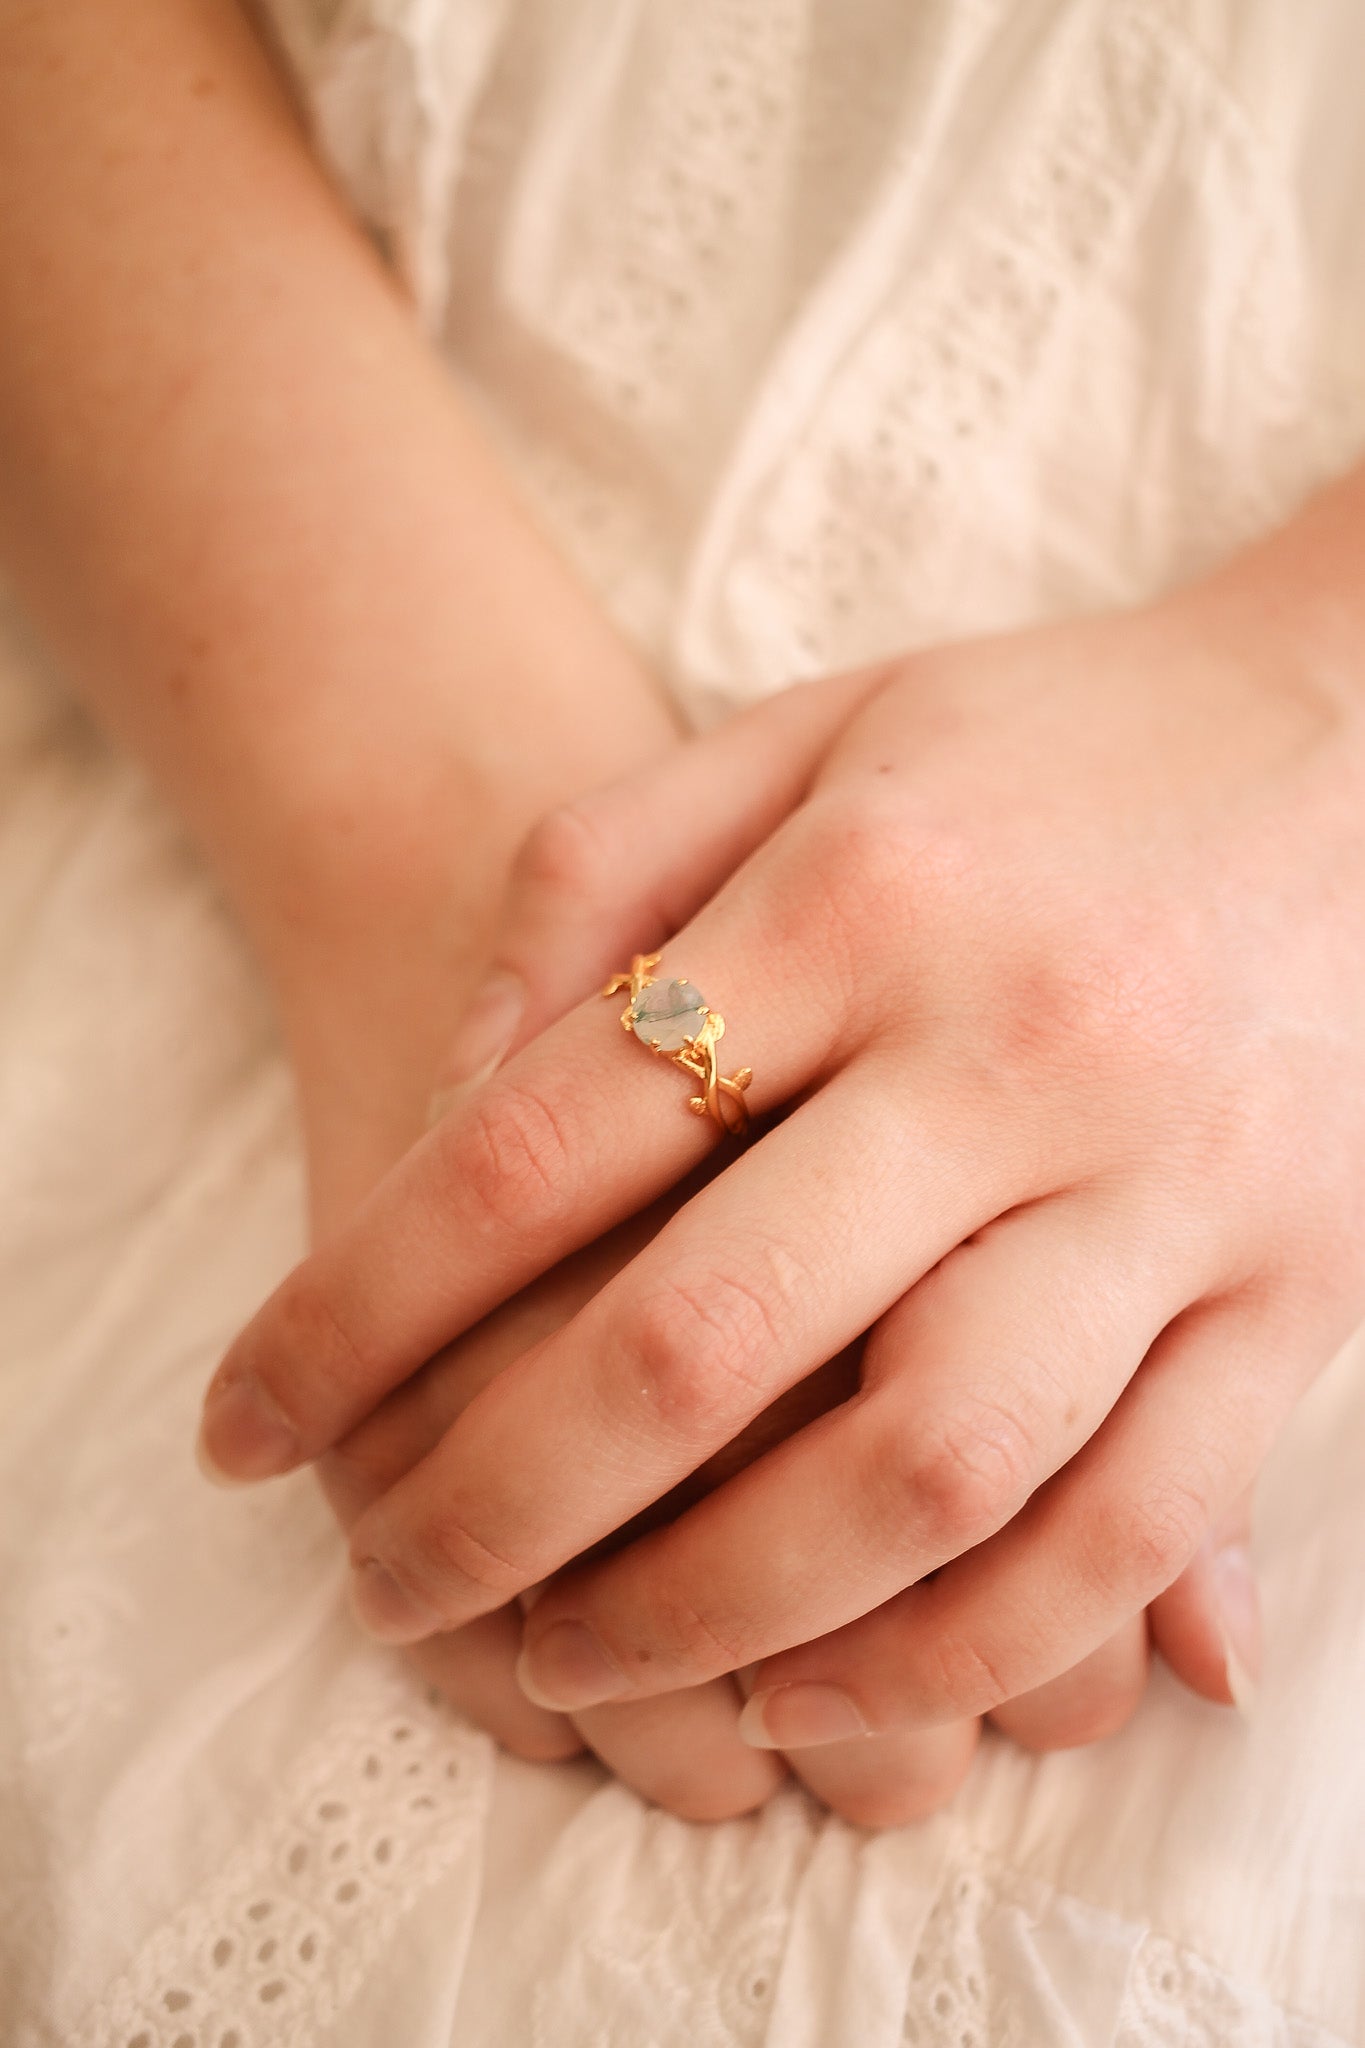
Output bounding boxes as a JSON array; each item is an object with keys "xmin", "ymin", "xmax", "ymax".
[
  {"xmin": 738, "ymin": 1683, "xmax": 869, "ymax": 1750},
  {"xmin": 349, "ymin": 1557, "xmax": 444, "ymax": 1643},
  {"xmin": 196, "ymin": 1374, "xmax": 300, "ymax": 1484},
  {"xmin": 429, "ymin": 973, "xmax": 524, "ymax": 1120},
  {"xmin": 516, "ymin": 1621, "xmax": 630, "ymax": 1710},
  {"xmin": 1212, "ymin": 1542, "xmax": 1261, "ymax": 1720}
]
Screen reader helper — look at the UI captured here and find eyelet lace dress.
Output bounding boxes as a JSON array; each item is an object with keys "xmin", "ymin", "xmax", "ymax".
[{"xmin": 3, "ymin": 3, "xmax": 1365, "ymax": 2043}]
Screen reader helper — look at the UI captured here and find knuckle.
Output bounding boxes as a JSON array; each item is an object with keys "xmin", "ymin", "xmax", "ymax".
[
  {"xmin": 989, "ymin": 921, "xmax": 1212, "ymax": 1098},
  {"xmin": 1087, "ymin": 1473, "xmax": 1209, "ymax": 1603},
  {"xmin": 456, "ymin": 1078, "xmax": 577, "ymax": 1237},
  {"xmin": 1126, "ymin": 1479, "xmax": 1209, "ymax": 1589},
  {"xmin": 643, "ymin": 1585, "xmax": 749, "ymax": 1678},
  {"xmin": 628, "ymin": 1263, "xmax": 787, "ymax": 1439},
  {"xmin": 403, "ymin": 1502, "xmax": 528, "ymax": 1610},
  {"xmin": 773, "ymin": 792, "xmax": 978, "ymax": 1019},
  {"xmin": 786, "ymin": 791, "xmax": 949, "ymax": 929},
  {"xmin": 926, "ymin": 1631, "xmax": 1012, "ymax": 1719},
  {"xmin": 882, "ymin": 1398, "xmax": 1037, "ymax": 1554},
  {"xmin": 257, "ymin": 1274, "xmax": 378, "ymax": 1430},
  {"xmin": 513, "ymin": 800, "xmax": 616, "ymax": 905}
]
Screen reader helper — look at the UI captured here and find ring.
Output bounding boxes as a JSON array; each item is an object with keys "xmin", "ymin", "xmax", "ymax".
[{"xmin": 602, "ymin": 953, "xmax": 752, "ymax": 1138}]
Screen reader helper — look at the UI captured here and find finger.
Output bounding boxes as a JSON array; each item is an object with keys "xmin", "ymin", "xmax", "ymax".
[
  {"xmin": 1148, "ymin": 1485, "xmax": 1260, "ymax": 1714},
  {"xmin": 514, "ymin": 1188, "xmax": 1206, "ymax": 1709},
  {"xmin": 785, "ymin": 1718, "xmax": 982, "ymax": 1829},
  {"xmin": 570, "ymin": 1682, "xmax": 787, "ymax": 1823},
  {"xmin": 346, "ymin": 1059, "xmax": 1035, "ymax": 1645},
  {"xmin": 987, "ymin": 1613, "xmax": 1149, "ymax": 1750},
  {"xmin": 199, "ymin": 813, "xmax": 864, "ymax": 1482},
  {"xmin": 404, "ymin": 1608, "xmax": 585, "ymax": 1763},
  {"xmin": 730, "ymin": 1661, "xmax": 980, "ymax": 1829},
  {"xmin": 431, "ymin": 667, "xmax": 893, "ymax": 1101},
  {"xmin": 739, "ymin": 1290, "xmax": 1312, "ymax": 1740},
  {"xmin": 318, "ymin": 1402, "xmax": 581, "ymax": 1762}
]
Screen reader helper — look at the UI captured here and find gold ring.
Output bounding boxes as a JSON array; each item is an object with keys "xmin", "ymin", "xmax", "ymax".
[{"xmin": 602, "ymin": 953, "xmax": 752, "ymax": 1138}]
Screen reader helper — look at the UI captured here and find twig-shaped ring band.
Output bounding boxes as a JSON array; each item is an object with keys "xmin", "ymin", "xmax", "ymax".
[{"xmin": 602, "ymin": 953, "xmax": 752, "ymax": 1138}]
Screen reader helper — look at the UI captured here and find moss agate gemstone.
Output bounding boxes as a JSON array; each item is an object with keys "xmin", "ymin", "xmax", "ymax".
[{"xmin": 628, "ymin": 978, "xmax": 707, "ymax": 1052}]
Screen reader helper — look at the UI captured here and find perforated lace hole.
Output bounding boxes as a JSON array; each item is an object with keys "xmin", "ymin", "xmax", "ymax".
[
  {"xmin": 259, "ymin": 1980, "xmax": 286, "ymax": 2003},
  {"xmin": 329, "ymin": 1841, "xmax": 350, "ymax": 1864},
  {"xmin": 128, "ymin": 2034, "xmax": 152, "ymax": 2048},
  {"xmin": 257, "ymin": 1938, "xmax": 277, "ymax": 1964},
  {"xmin": 390, "ymin": 1724, "xmax": 413, "ymax": 1744},
  {"xmin": 212, "ymin": 1938, "xmax": 233, "ymax": 1968},
  {"xmin": 444, "ymin": 1760, "xmax": 461, "ymax": 1780},
  {"xmin": 173, "ymin": 2034, "xmax": 195, "ymax": 2048},
  {"xmin": 410, "ymin": 1794, "xmax": 436, "ymax": 1812},
  {"xmin": 373, "ymin": 1837, "xmax": 393, "ymax": 1865},
  {"xmin": 1160, "ymin": 1969, "xmax": 1177, "ymax": 1994},
  {"xmin": 335, "ymin": 1879, "xmax": 361, "ymax": 1904},
  {"xmin": 287, "ymin": 1843, "xmax": 308, "ymax": 1874},
  {"xmin": 363, "ymin": 1754, "xmax": 382, "ymax": 1779},
  {"xmin": 317, "ymin": 1799, "xmax": 347, "ymax": 1821},
  {"xmin": 934, "ymin": 1990, "xmax": 953, "ymax": 2017},
  {"xmin": 164, "ymin": 1990, "xmax": 191, "ymax": 2012},
  {"xmin": 247, "ymin": 1900, "xmax": 272, "ymax": 1922},
  {"xmin": 299, "ymin": 1934, "xmax": 318, "ymax": 1964},
  {"xmin": 911, "ymin": 1954, "xmax": 926, "ymax": 1980},
  {"xmin": 219, "ymin": 2033, "xmax": 241, "ymax": 2048}
]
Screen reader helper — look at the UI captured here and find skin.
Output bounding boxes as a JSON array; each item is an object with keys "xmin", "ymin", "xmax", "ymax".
[
  {"xmin": 200, "ymin": 460, "xmax": 1365, "ymax": 1762},
  {"xmin": 309, "ymin": 673, "xmax": 1253, "ymax": 1825},
  {"xmin": 0, "ymin": 0, "xmax": 676, "ymax": 1233},
  {"xmin": 1, "ymin": 0, "xmax": 1256, "ymax": 1821},
  {"xmin": 315, "ymin": 1183, "xmax": 1212, "ymax": 1824}
]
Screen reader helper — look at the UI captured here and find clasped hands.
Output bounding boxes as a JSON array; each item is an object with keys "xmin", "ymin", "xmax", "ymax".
[{"xmin": 197, "ymin": 567, "xmax": 1365, "ymax": 1827}]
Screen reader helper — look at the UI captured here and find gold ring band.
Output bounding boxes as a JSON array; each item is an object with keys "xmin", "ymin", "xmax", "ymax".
[{"xmin": 602, "ymin": 953, "xmax": 752, "ymax": 1138}]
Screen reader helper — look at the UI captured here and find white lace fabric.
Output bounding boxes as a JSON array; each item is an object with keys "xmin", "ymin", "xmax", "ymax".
[{"xmin": 4, "ymin": 2, "xmax": 1365, "ymax": 2042}]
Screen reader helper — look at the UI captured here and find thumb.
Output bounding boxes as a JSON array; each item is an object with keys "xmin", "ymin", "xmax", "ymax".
[
  {"xmin": 428, "ymin": 663, "xmax": 892, "ymax": 1115},
  {"xmin": 1147, "ymin": 1484, "xmax": 1261, "ymax": 1718}
]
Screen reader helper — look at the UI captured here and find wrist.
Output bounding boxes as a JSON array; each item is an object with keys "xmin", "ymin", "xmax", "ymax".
[{"xmin": 1177, "ymin": 464, "xmax": 1365, "ymax": 736}]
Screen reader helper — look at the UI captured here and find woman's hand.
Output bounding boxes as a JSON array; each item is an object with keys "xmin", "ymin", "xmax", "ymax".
[
  {"xmin": 319, "ymin": 1187, "xmax": 1250, "ymax": 1827},
  {"xmin": 306, "ymin": 669, "xmax": 1259, "ymax": 1827},
  {"xmin": 201, "ymin": 471, "xmax": 1365, "ymax": 1750},
  {"xmin": 316, "ymin": 1186, "xmax": 859, "ymax": 1823}
]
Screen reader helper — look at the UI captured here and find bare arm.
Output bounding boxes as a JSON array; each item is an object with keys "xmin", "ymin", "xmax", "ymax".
[{"xmin": 0, "ymin": 0, "xmax": 676, "ymax": 1226}]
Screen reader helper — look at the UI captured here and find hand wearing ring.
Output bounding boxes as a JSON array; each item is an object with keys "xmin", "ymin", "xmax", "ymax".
[{"xmin": 205, "ymin": 574, "xmax": 1365, "ymax": 1778}]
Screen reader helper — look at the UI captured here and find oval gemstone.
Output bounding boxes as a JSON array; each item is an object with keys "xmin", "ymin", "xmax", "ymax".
[{"xmin": 629, "ymin": 978, "xmax": 707, "ymax": 1052}]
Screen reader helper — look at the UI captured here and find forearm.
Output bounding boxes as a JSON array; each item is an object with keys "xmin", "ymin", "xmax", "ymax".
[
  {"xmin": 0, "ymin": 0, "xmax": 673, "ymax": 982},
  {"xmin": 0, "ymin": 0, "xmax": 676, "ymax": 1221}
]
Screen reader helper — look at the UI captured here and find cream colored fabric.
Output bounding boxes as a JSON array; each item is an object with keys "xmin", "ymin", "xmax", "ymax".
[{"xmin": 3, "ymin": 4, "xmax": 1365, "ymax": 2042}]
